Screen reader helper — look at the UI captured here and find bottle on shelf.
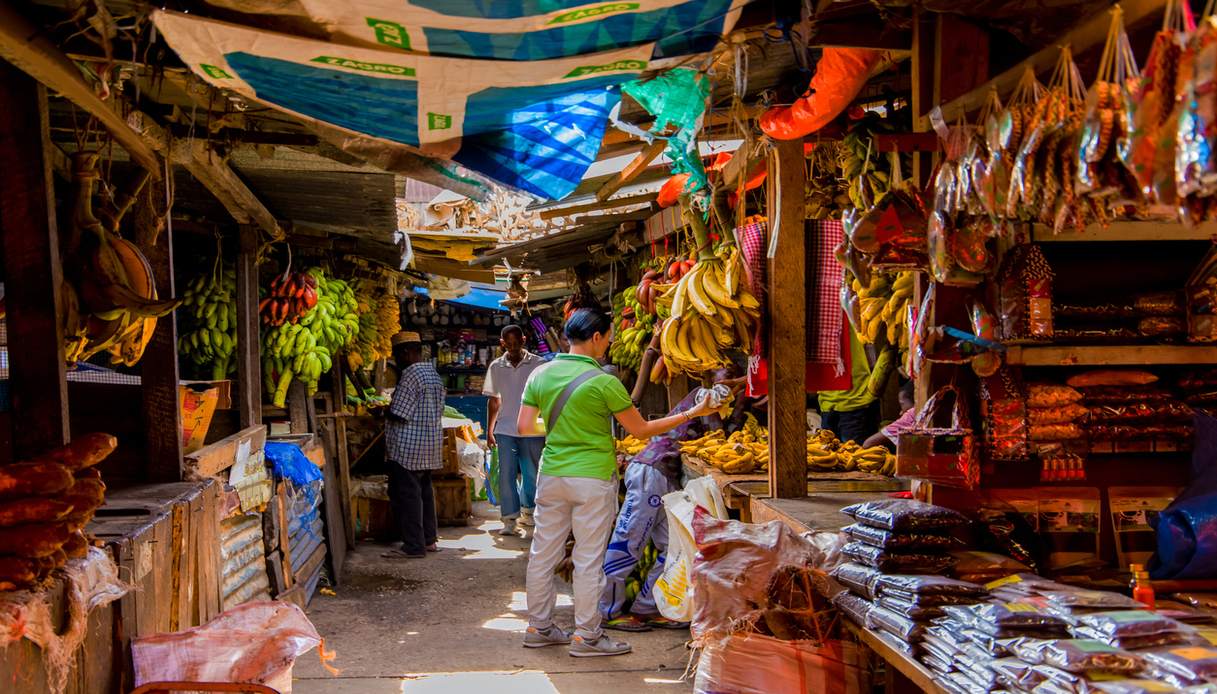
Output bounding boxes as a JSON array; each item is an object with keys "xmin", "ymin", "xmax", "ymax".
[{"xmin": 1130, "ymin": 564, "xmax": 1155, "ymax": 609}]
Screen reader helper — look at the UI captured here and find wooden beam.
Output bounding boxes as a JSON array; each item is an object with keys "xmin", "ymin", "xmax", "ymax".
[
  {"xmin": 597, "ymin": 139, "xmax": 667, "ymax": 202},
  {"xmin": 0, "ymin": 62, "xmax": 69, "ymax": 458},
  {"xmin": 130, "ymin": 112, "xmax": 282, "ymax": 239},
  {"xmin": 235, "ymin": 226, "xmax": 261, "ymax": 429},
  {"xmin": 537, "ymin": 192, "xmax": 657, "ymax": 221},
  {"xmin": 815, "ymin": 19, "xmax": 911, "ymax": 51},
  {"xmin": 0, "ymin": 0, "xmax": 161, "ymax": 175},
  {"xmin": 766, "ymin": 139, "xmax": 807, "ymax": 500},
  {"xmin": 137, "ymin": 187, "xmax": 184, "ymax": 482},
  {"xmin": 923, "ymin": 0, "xmax": 1164, "ymax": 130},
  {"xmin": 328, "ymin": 358, "xmax": 356, "ymax": 548}
]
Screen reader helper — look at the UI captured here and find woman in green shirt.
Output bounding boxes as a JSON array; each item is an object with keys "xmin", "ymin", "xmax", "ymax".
[{"xmin": 515, "ymin": 309, "xmax": 713, "ymax": 658}]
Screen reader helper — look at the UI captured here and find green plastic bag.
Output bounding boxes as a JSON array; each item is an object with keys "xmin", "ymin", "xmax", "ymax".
[{"xmin": 486, "ymin": 447, "xmax": 501, "ymax": 506}]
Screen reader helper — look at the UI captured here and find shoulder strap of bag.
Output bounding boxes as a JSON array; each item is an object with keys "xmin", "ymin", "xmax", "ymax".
[{"xmin": 545, "ymin": 367, "xmax": 605, "ymax": 433}]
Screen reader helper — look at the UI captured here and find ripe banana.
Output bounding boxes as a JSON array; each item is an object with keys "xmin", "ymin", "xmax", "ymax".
[{"xmin": 658, "ymin": 247, "xmax": 759, "ymax": 378}]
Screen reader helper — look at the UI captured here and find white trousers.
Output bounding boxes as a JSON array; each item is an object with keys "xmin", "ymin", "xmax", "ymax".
[{"xmin": 526, "ymin": 473, "xmax": 617, "ymax": 641}]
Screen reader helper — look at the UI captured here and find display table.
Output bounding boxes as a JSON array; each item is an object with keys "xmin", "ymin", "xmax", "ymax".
[
  {"xmin": 844, "ymin": 622, "xmax": 947, "ymax": 694},
  {"xmin": 681, "ymin": 454, "xmax": 904, "ymax": 521}
]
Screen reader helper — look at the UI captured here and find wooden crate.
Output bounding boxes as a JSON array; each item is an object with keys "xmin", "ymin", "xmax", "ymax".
[
  {"xmin": 434, "ymin": 477, "xmax": 471, "ymax": 526},
  {"xmin": 440, "ymin": 429, "xmax": 461, "ymax": 476},
  {"xmin": 353, "ymin": 495, "xmax": 396, "ymax": 541}
]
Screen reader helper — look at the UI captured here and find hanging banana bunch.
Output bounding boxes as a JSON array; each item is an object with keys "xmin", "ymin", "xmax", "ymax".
[{"xmin": 178, "ymin": 260, "xmax": 238, "ymax": 380}]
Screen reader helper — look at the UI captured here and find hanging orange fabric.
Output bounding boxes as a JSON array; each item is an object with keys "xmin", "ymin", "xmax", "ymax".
[{"xmin": 760, "ymin": 47, "xmax": 884, "ymax": 140}]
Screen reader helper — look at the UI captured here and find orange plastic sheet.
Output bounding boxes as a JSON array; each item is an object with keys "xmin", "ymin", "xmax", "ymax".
[{"xmin": 760, "ymin": 48, "xmax": 884, "ymax": 140}]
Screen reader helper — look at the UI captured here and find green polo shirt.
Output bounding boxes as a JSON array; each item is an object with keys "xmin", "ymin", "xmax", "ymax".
[
  {"xmin": 521, "ymin": 354, "xmax": 633, "ymax": 480},
  {"xmin": 818, "ymin": 329, "xmax": 876, "ymax": 413}
]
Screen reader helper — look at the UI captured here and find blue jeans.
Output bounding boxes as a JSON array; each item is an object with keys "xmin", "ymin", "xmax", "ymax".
[{"xmin": 497, "ymin": 434, "xmax": 543, "ymax": 519}]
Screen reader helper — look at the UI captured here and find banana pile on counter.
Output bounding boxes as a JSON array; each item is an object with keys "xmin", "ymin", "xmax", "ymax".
[{"xmin": 615, "ymin": 435, "xmax": 647, "ymax": 457}]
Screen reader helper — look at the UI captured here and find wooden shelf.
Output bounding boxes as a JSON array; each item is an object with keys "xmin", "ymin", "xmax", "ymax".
[
  {"xmin": 844, "ymin": 622, "xmax": 947, "ymax": 694},
  {"xmin": 1005, "ymin": 344, "xmax": 1217, "ymax": 367},
  {"xmin": 1032, "ymin": 220, "xmax": 1217, "ymax": 243}
]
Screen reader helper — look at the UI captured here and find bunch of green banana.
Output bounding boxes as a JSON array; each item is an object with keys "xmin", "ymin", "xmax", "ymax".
[
  {"xmin": 658, "ymin": 246, "xmax": 760, "ymax": 377},
  {"xmin": 262, "ymin": 322, "xmax": 332, "ymax": 407},
  {"xmin": 303, "ymin": 268, "xmax": 359, "ymax": 355},
  {"xmin": 178, "ymin": 266, "xmax": 237, "ymax": 380},
  {"xmin": 624, "ymin": 542, "xmax": 660, "ymax": 605},
  {"xmin": 853, "ymin": 270, "xmax": 914, "ymax": 359},
  {"xmin": 839, "ymin": 117, "xmax": 895, "ymax": 210},
  {"xmin": 610, "ymin": 287, "xmax": 654, "ymax": 372}
]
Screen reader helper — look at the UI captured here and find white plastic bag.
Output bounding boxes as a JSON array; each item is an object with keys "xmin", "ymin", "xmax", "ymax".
[{"xmin": 653, "ymin": 477, "xmax": 728, "ymax": 621}]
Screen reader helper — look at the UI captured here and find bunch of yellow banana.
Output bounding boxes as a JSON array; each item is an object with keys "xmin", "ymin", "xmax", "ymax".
[
  {"xmin": 658, "ymin": 247, "xmax": 760, "ymax": 377},
  {"xmin": 350, "ymin": 279, "xmax": 396, "ymax": 370},
  {"xmin": 615, "ymin": 434, "xmax": 647, "ymax": 457},
  {"xmin": 807, "ymin": 435, "xmax": 896, "ymax": 475},
  {"xmin": 61, "ymin": 153, "xmax": 179, "ymax": 367},
  {"xmin": 680, "ymin": 429, "xmax": 767, "ymax": 474},
  {"xmin": 178, "ymin": 266, "xmax": 238, "ymax": 380},
  {"xmin": 853, "ymin": 271, "xmax": 914, "ymax": 353}
]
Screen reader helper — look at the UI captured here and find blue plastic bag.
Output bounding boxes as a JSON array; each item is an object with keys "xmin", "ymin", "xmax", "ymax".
[{"xmin": 1150, "ymin": 411, "xmax": 1217, "ymax": 579}]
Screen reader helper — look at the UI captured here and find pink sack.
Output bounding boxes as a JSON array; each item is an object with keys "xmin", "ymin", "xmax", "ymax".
[{"xmin": 694, "ymin": 633, "xmax": 867, "ymax": 694}]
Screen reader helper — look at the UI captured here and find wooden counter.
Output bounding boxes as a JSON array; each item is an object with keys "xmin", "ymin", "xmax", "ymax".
[
  {"xmin": 681, "ymin": 454, "xmax": 902, "ymax": 520},
  {"xmin": 845, "ymin": 623, "xmax": 948, "ymax": 694}
]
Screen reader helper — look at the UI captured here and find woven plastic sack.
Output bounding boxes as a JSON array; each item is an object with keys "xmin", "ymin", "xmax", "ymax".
[
  {"xmin": 654, "ymin": 478, "xmax": 728, "ymax": 623},
  {"xmin": 133, "ymin": 601, "xmax": 330, "ymax": 693},
  {"xmin": 694, "ymin": 633, "xmax": 866, "ymax": 694}
]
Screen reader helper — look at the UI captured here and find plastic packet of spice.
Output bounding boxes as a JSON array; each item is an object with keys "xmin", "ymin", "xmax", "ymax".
[
  {"xmin": 986, "ymin": 572, "xmax": 1067, "ymax": 595},
  {"xmin": 840, "ymin": 499, "xmax": 968, "ymax": 532},
  {"xmin": 842, "ymin": 541, "xmax": 957, "ymax": 573},
  {"xmin": 842, "ymin": 522, "xmax": 964, "ymax": 551},
  {"xmin": 945, "ymin": 671, "xmax": 992, "ymax": 694},
  {"xmin": 1072, "ymin": 626, "xmax": 1196, "ymax": 651},
  {"xmin": 882, "ymin": 587, "xmax": 985, "ymax": 607},
  {"xmin": 1141, "ymin": 646, "xmax": 1217, "ymax": 682},
  {"xmin": 990, "ymin": 656, "xmax": 1049, "ymax": 690},
  {"xmin": 872, "ymin": 627, "xmax": 920, "ymax": 657},
  {"xmin": 878, "ymin": 593, "xmax": 946, "ymax": 621},
  {"xmin": 921, "ymin": 635, "xmax": 959, "ymax": 666},
  {"xmin": 944, "ymin": 601, "xmax": 1071, "ymax": 634},
  {"xmin": 876, "ymin": 573, "xmax": 988, "ymax": 599},
  {"xmin": 920, "ymin": 650, "xmax": 955, "ymax": 674},
  {"xmin": 961, "ymin": 627, "xmax": 1016, "ymax": 656},
  {"xmin": 1040, "ymin": 589, "xmax": 1145, "ymax": 611},
  {"xmin": 830, "ymin": 562, "xmax": 882, "ymax": 600},
  {"xmin": 869, "ymin": 603, "xmax": 928, "ymax": 641},
  {"xmin": 1089, "ymin": 679, "xmax": 1213, "ymax": 694},
  {"xmin": 830, "ymin": 589, "xmax": 873, "ymax": 627},
  {"xmin": 1078, "ymin": 611, "xmax": 1184, "ymax": 639},
  {"xmin": 1015, "ymin": 639, "xmax": 1144, "ymax": 674}
]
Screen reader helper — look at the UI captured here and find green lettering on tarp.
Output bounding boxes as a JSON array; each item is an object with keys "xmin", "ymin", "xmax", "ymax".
[
  {"xmin": 427, "ymin": 113, "xmax": 453, "ymax": 130},
  {"xmin": 549, "ymin": 2, "xmax": 640, "ymax": 24},
  {"xmin": 310, "ymin": 56, "xmax": 416, "ymax": 77},
  {"xmin": 563, "ymin": 59, "xmax": 647, "ymax": 79},
  {"xmin": 200, "ymin": 64, "xmax": 233, "ymax": 79},
  {"xmin": 367, "ymin": 17, "xmax": 411, "ymax": 50}
]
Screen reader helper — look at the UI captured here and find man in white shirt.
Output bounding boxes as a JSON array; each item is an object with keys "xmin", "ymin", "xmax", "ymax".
[{"xmin": 483, "ymin": 324, "xmax": 546, "ymax": 536}]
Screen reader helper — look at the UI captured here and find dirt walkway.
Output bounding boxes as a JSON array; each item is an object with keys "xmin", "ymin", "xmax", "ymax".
[{"xmin": 293, "ymin": 503, "xmax": 695, "ymax": 693}]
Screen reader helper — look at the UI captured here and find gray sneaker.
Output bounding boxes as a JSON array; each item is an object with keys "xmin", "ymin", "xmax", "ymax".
[
  {"xmin": 499, "ymin": 519, "xmax": 517, "ymax": 536},
  {"xmin": 569, "ymin": 634, "xmax": 632, "ymax": 657},
  {"xmin": 523, "ymin": 624, "xmax": 571, "ymax": 648}
]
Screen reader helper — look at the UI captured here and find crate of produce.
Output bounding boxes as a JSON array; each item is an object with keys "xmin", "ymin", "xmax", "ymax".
[{"xmin": 434, "ymin": 477, "xmax": 471, "ymax": 526}]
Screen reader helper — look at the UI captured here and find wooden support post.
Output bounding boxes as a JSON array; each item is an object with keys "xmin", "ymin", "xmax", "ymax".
[
  {"xmin": 0, "ymin": 62, "xmax": 68, "ymax": 458},
  {"xmin": 235, "ymin": 226, "xmax": 261, "ymax": 428},
  {"xmin": 328, "ymin": 355, "xmax": 356, "ymax": 547},
  {"xmin": 766, "ymin": 139, "xmax": 807, "ymax": 500},
  {"xmin": 138, "ymin": 181, "xmax": 183, "ymax": 482},
  {"xmin": 288, "ymin": 380, "xmax": 310, "ymax": 435}
]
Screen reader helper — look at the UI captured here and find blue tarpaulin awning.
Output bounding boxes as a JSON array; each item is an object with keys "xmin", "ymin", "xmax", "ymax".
[{"xmin": 415, "ymin": 285, "xmax": 508, "ymax": 312}]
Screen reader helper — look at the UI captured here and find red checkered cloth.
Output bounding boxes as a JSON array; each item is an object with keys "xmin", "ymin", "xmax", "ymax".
[
  {"xmin": 808, "ymin": 219, "xmax": 845, "ymax": 371},
  {"xmin": 736, "ymin": 218, "xmax": 769, "ymax": 398}
]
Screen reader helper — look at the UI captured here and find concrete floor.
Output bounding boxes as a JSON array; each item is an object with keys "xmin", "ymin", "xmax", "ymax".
[{"xmin": 293, "ymin": 503, "xmax": 695, "ymax": 693}]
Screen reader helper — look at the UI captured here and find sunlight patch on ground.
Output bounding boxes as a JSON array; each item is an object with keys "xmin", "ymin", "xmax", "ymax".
[
  {"xmin": 644, "ymin": 677, "xmax": 689, "ymax": 685},
  {"xmin": 507, "ymin": 590, "xmax": 570, "ymax": 612},
  {"xmin": 398, "ymin": 670, "xmax": 559, "ymax": 694},
  {"xmin": 481, "ymin": 614, "xmax": 530, "ymax": 632},
  {"xmin": 436, "ymin": 524, "xmax": 524, "ymax": 559}
]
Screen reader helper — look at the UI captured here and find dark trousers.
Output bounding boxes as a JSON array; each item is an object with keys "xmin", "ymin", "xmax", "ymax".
[
  {"xmin": 388, "ymin": 465, "xmax": 437, "ymax": 554},
  {"xmin": 822, "ymin": 402, "xmax": 880, "ymax": 444}
]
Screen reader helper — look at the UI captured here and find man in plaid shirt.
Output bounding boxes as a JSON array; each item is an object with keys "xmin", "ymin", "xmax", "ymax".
[{"xmin": 383, "ymin": 331, "xmax": 446, "ymax": 559}]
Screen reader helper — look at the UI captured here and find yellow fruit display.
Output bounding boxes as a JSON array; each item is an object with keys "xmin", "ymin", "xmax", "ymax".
[
  {"xmin": 615, "ymin": 435, "xmax": 647, "ymax": 457},
  {"xmin": 681, "ymin": 418, "xmax": 896, "ymax": 477},
  {"xmin": 852, "ymin": 270, "xmax": 914, "ymax": 365},
  {"xmin": 658, "ymin": 246, "xmax": 760, "ymax": 378}
]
